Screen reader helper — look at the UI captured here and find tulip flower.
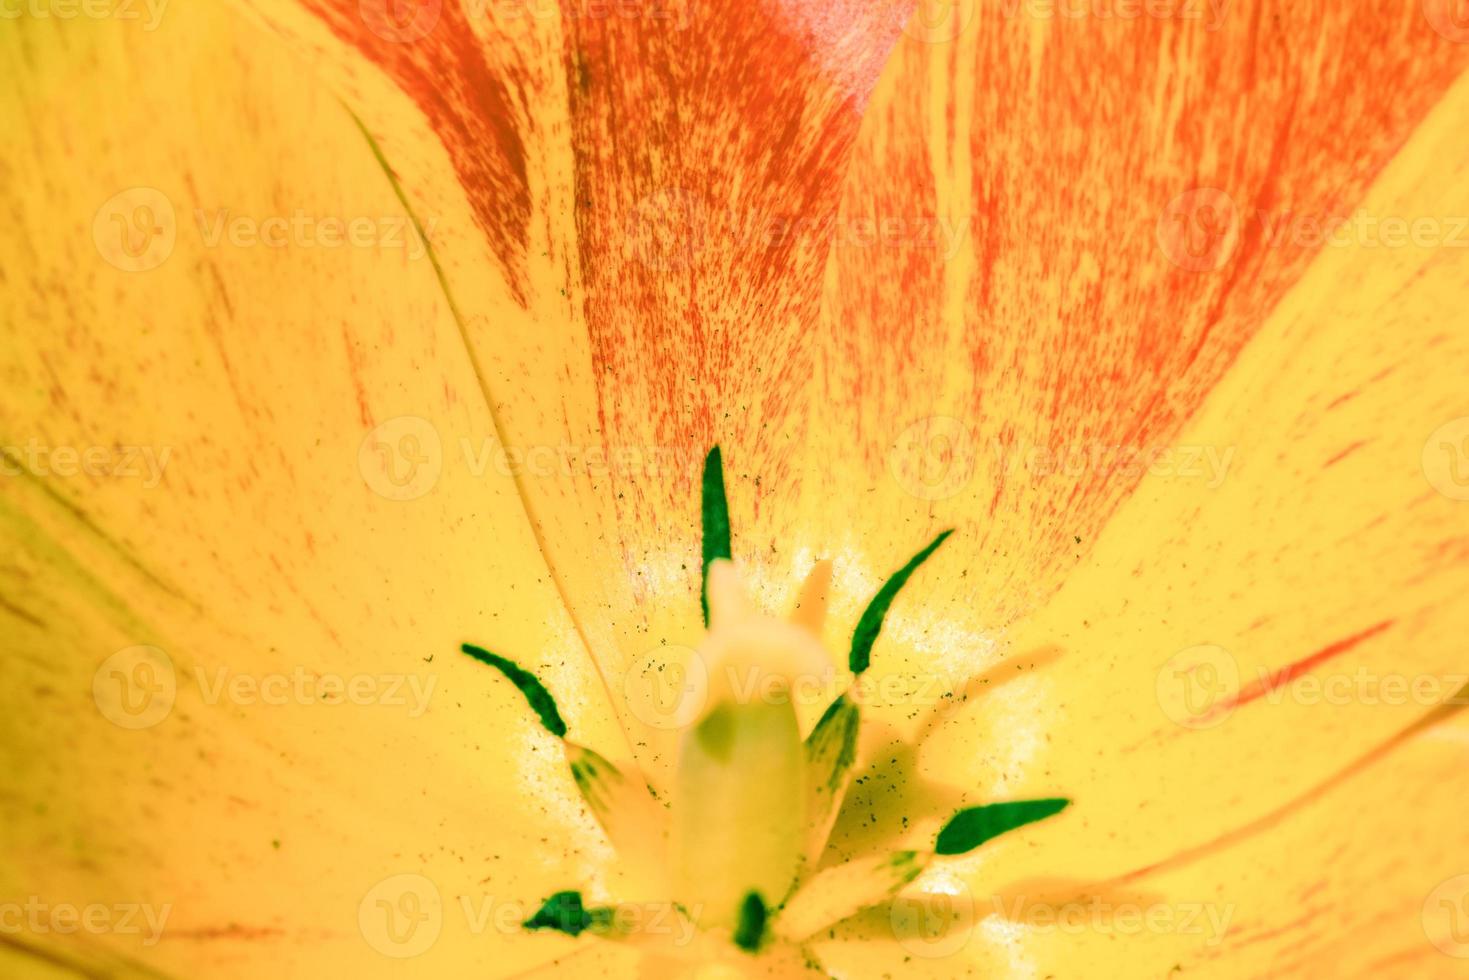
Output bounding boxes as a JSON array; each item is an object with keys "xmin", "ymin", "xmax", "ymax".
[{"xmin": 4, "ymin": 0, "xmax": 1469, "ymax": 978}]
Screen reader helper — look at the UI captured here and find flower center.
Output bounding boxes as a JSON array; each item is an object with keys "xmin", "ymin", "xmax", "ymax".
[
  {"xmin": 461, "ymin": 446, "xmax": 1073, "ymax": 973},
  {"xmin": 670, "ymin": 559, "xmax": 835, "ymax": 929}
]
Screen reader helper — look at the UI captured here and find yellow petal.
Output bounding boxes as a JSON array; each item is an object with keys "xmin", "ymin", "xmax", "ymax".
[
  {"xmin": 862, "ymin": 69, "xmax": 1469, "ymax": 975},
  {"xmin": 1, "ymin": 8, "xmax": 626, "ymax": 976},
  {"xmin": 237, "ymin": 0, "xmax": 918, "ymax": 793},
  {"xmin": 788, "ymin": 559, "xmax": 833, "ymax": 637},
  {"xmin": 11, "ymin": 0, "xmax": 1469, "ymax": 976},
  {"xmin": 671, "ymin": 696, "xmax": 806, "ymax": 929},
  {"xmin": 777, "ymin": 850, "xmax": 923, "ymax": 942},
  {"xmin": 816, "ymin": 709, "xmax": 1469, "ymax": 978},
  {"xmin": 565, "ymin": 743, "xmax": 669, "ymax": 899},
  {"xmin": 796, "ymin": 1, "xmax": 1469, "ymax": 742},
  {"xmin": 800, "ymin": 694, "xmax": 860, "ymax": 872},
  {"xmin": 706, "ymin": 560, "xmax": 757, "ymax": 633},
  {"xmin": 921, "ymin": 67, "xmax": 1469, "ymax": 888}
]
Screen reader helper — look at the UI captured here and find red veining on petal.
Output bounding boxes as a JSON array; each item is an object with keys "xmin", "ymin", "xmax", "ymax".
[
  {"xmin": 1322, "ymin": 439, "xmax": 1370, "ymax": 468},
  {"xmin": 821, "ymin": 4, "xmax": 1469, "ymax": 627},
  {"xmin": 1368, "ymin": 946, "xmax": 1441, "ymax": 973},
  {"xmin": 167, "ymin": 925, "xmax": 287, "ymax": 940},
  {"xmin": 1113, "ymin": 685, "xmax": 1466, "ymax": 886},
  {"xmin": 298, "ymin": 0, "xmax": 533, "ymax": 304},
  {"xmin": 1220, "ymin": 619, "xmax": 1395, "ymax": 715},
  {"xmin": 560, "ymin": 0, "xmax": 911, "ymax": 539}
]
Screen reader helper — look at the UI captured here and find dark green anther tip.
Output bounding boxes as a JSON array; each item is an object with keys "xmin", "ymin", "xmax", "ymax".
[
  {"xmin": 523, "ymin": 891, "xmax": 592, "ymax": 936},
  {"xmin": 700, "ymin": 445, "xmax": 732, "ymax": 627},
  {"xmin": 732, "ymin": 890, "xmax": 767, "ymax": 952},
  {"xmin": 934, "ymin": 797, "xmax": 1071, "ymax": 856},
  {"xmin": 849, "ymin": 527, "xmax": 955, "ymax": 675},
  {"xmin": 460, "ymin": 643, "xmax": 567, "ymax": 738}
]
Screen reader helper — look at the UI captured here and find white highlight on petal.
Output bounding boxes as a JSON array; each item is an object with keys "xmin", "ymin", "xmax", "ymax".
[{"xmin": 978, "ymin": 914, "xmax": 1039, "ymax": 980}]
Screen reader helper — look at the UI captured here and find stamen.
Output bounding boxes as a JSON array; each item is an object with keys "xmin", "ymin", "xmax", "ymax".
[
  {"xmin": 934, "ymin": 798, "xmax": 1071, "ymax": 855},
  {"xmin": 523, "ymin": 891, "xmax": 602, "ymax": 937},
  {"xmin": 460, "ymin": 447, "xmax": 1078, "ymax": 972},
  {"xmin": 732, "ymin": 891, "xmax": 768, "ymax": 952},
  {"xmin": 776, "ymin": 851, "xmax": 923, "ymax": 941},
  {"xmin": 799, "ymin": 694, "xmax": 860, "ymax": 876},
  {"xmin": 459, "ymin": 643, "xmax": 566, "ymax": 737},
  {"xmin": 789, "ymin": 559, "xmax": 832, "ymax": 636},
  {"xmin": 700, "ymin": 446, "xmax": 732, "ymax": 626},
  {"xmin": 848, "ymin": 529, "xmax": 954, "ymax": 675},
  {"xmin": 672, "ymin": 692, "xmax": 805, "ymax": 928}
]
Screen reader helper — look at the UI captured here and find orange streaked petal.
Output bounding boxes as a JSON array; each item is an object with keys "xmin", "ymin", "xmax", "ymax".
[
  {"xmin": 912, "ymin": 66, "xmax": 1469, "ymax": 913},
  {"xmin": 800, "ymin": 0, "xmax": 1469, "ymax": 640}
]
